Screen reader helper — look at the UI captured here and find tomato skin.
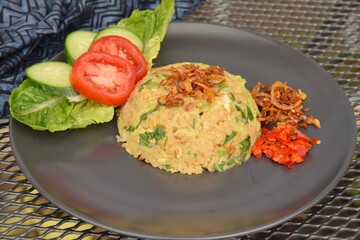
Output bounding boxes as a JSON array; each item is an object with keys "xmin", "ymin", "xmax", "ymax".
[
  {"xmin": 89, "ymin": 35, "xmax": 148, "ymax": 82},
  {"xmin": 70, "ymin": 51, "xmax": 135, "ymax": 106}
]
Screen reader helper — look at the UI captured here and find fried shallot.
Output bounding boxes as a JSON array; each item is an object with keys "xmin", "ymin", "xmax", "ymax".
[
  {"xmin": 156, "ymin": 64, "xmax": 226, "ymax": 107},
  {"xmin": 251, "ymin": 81, "xmax": 321, "ymax": 128}
]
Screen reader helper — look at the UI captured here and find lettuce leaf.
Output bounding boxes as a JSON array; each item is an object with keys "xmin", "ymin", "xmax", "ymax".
[
  {"xmin": 10, "ymin": 80, "xmax": 114, "ymax": 132},
  {"xmin": 117, "ymin": 0, "xmax": 174, "ymax": 68}
]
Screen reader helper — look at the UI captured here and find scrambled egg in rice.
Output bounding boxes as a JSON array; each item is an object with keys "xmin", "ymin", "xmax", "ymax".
[{"xmin": 117, "ymin": 63, "xmax": 261, "ymax": 174}]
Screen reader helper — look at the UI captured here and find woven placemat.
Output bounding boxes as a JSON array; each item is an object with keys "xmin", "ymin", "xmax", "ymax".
[{"xmin": 1, "ymin": 0, "xmax": 359, "ymax": 239}]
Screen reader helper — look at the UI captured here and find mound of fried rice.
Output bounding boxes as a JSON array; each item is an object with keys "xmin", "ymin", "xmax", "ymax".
[{"xmin": 117, "ymin": 62, "xmax": 261, "ymax": 174}]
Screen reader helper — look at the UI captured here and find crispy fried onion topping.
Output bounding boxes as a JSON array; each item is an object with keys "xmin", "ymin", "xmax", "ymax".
[
  {"xmin": 251, "ymin": 81, "xmax": 321, "ymax": 128},
  {"xmin": 156, "ymin": 64, "xmax": 226, "ymax": 107}
]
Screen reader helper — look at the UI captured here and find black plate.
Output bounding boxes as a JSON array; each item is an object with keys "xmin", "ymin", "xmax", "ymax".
[{"xmin": 10, "ymin": 22, "xmax": 356, "ymax": 239}]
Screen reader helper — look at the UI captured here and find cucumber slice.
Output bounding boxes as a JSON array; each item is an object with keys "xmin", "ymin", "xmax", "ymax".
[
  {"xmin": 26, "ymin": 62, "xmax": 78, "ymax": 97},
  {"xmin": 94, "ymin": 27, "xmax": 144, "ymax": 52},
  {"xmin": 65, "ymin": 30, "xmax": 97, "ymax": 65}
]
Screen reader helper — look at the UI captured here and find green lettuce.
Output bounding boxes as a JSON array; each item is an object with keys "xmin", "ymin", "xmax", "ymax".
[
  {"xmin": 10, "ymin": 80, "xmax": 114, "ymax": 132},
  {"xmin": 117, "ymin": 0, "xmax": 174, "ymax": 68}
]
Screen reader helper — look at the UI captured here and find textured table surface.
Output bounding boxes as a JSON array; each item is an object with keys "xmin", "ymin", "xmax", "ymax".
[{"xmin": 1, "ymin": 0, "xmax": 359, "ymax": 239}]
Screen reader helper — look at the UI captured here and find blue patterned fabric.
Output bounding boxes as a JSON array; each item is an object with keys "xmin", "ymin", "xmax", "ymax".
[{"xmin": 0, "ymin": 0, "xmax": 201, "ymax": 117}]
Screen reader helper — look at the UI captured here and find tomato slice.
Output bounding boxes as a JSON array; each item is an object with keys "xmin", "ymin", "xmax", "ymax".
[
  {"xmin": 70, "ymin": 51, "xmax": 135, "ymax": 106},
  {"xmin": 89, "ymin": 35, "xmax": 147, "ymax": 82}
]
